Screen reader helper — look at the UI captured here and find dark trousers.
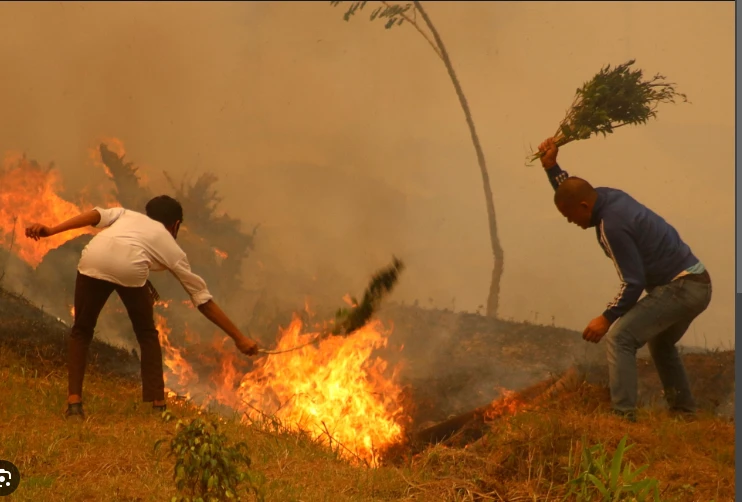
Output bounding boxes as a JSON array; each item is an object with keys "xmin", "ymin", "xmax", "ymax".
[{"xmin": 69, "ymin": 272, "xmax": 165, "ymax": 402}]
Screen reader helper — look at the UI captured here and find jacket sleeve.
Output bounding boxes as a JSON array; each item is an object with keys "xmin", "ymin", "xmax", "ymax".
[
  {"xmin": 598, "ymin": 219, "xmax": 646, "ymax": 323},
  {"xmin": 545, "ymin": 163, "xmax": 570, "ymax": 191}
]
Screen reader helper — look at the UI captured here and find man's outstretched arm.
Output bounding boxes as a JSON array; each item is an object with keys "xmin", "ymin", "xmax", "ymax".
[
  {"xmin": 25, "ymin": 207, "xmax": 125, "ymax": 241},
  {"xmin": 164, "ymin": 254, "xmax": 259, "ymax": 356},
  {"xmin": 25, "ymin": 209, "xmax": 101, "ymax": 240},
  {"xmin": 197, "ymin": 300, "xmax": 258, "ymax": 355}
]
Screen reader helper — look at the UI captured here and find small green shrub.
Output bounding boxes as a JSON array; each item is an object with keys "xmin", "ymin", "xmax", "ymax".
[
  {"xmin": 155, "ymin": 417, "xmax": 260, "ymax": 502},
  {"xmin": 563, "ymin": 435, "xmax": 661, "ymax": 501}
]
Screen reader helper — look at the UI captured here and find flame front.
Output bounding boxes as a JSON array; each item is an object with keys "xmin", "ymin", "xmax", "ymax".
[
  {"xmin": 156, "ymin": 313, "xmax": 198, "ymax": 392},
  {"xmin": 0, "ymin": 139, "xmax": 409, "ymax": 467},
  {"xmin": 155, "ymin": 313, "xmax": 408, "ymax": 466},
  {"xmin": 236, "ymin": 317, "xmax": 406, "ymax": 466},
  {"xmin": 0, "ymin": 153, "xmax": 96, "ymax": 267}
]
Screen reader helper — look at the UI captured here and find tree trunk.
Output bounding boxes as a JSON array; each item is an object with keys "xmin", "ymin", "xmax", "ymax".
[{"xmin": 413, "ymin": 1, "xmax": 504, "ymax": 317}]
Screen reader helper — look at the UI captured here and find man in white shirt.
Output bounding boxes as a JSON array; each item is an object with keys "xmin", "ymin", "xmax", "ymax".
[{"xmin": 25, "ymin": 195, "xmax": 259, "ymax": 419}]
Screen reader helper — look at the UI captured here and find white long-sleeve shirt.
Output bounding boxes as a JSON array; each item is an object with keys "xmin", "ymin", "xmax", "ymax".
[{"xmin": 77, "ymin": 207, "xmax": 213, "ymax": 306}]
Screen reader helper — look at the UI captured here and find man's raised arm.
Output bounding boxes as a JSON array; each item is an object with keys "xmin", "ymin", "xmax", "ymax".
[{"xmin": 537, "ymin": 137, "xmax": 570, "ymax": 190}]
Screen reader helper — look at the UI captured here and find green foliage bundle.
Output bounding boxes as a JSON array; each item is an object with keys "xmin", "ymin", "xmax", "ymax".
[
  {"xmin": 257, "ymin": 256, "xmax": 404, "ymax": 354},
  {"xmin": 332, "ymin": 256, "xmax": 404, "ymax": 336},
  {"xmin": 530, "ymin": 59, "xmax": 688, "ymax": 163}
]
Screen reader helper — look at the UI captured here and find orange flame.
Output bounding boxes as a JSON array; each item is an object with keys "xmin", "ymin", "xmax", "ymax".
[
  {"xmin": 156, "ymin": 313, "xmax": 198, "ymax": 392},
  {"xmin": 87, "ymin": 136, "xmax": 126, "ymax": 179},
  {"xmin": 86, "ymin": 137, "xmax": 151, "ymax": 190},
  {"xmin": 154, "ymin": 300, "xmax": 172, "ymax": 309},
  {"xmin": 0, "ymin": 152, "xmax": 97, "ymax": 267},
  {"xmin": 154, "ymin": 311, "xmax": 408, "ymax": 466},
  {"xmin": 0, "ymin": 142, "xmax": 410, "ymax": 467},
  {"xmin": 236, "ymin": 317, "xmax": 406, "ymax": 466},
  {"xmin": 304, "ymin": 297, "xmax": 314, "ymax": 317},
  {"xmin": 209, "ymin": 335, "xmax": 243, "ymax": 409},
  {"xmin": 2, "ymin": 139, "xmax": 412, "ymax": 466},
  {"xmin": 484, "ymin": 389, "xmax": 526, "ymax": 421}
]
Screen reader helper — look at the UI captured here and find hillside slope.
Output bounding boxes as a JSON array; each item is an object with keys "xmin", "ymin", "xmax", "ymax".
[{"xmin": 0, "ymin": 286, "xmax": 735, "ymax": 501}]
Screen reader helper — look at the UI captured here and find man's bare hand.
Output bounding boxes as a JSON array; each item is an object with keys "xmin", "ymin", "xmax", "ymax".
[
  {"xmin": 582, "ymin": 315, "xmax": 611, "ymax": 343},
  {"xmin": 234, "ymin": 336, "xmax": 259, "ymax": 356},
  {"xmin": 25, "ymin": 224, "xmax": 53, "ymax": 241},
  {"xmin": 537, "ymin": 137, "xmax": 559, "ymax": 169}
]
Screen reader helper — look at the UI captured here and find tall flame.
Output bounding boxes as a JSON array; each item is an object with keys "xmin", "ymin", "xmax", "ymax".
[
  {"xmin": 0, "ymin": 152, "xmax": 95, "ymax": 267},
  {"xmin": 0, "ymin": 138, "xmax": 411, "ymax": 468},
  {"xmin": 156, "ymin": 313, "xmax": 198, "ymax": 393},
  {"xmin": 155, "ymin": 313, "xmax": 408, "ymax": 466},
  {"xmin": 236, "ymin": 317, "xmax": 406, "ymax": 466}
]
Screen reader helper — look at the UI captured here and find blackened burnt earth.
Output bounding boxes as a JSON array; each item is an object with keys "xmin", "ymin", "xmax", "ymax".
[
  {"xmin": 375, "ymin": 304, "xmax": 606, "ymax": 427},
  {"xmin": 374, "ymin": 304, "xmax": 734, "ymax": 427}
]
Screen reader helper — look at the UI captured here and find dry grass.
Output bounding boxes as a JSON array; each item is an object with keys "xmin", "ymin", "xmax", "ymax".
[
  {"xmin": 0, "ymin": 342, "xmax": 734, "ymax": 502},
  {"xmin": 402, "ymin": 382, "xmax": 734, "ymax": 501}
]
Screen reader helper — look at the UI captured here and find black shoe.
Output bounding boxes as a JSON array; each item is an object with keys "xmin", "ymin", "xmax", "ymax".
[
  {"xmin": 65, "ymin": 402, "xmax": 85, "ymax": 419},
  {"xmin": 611, "ymin": 409, "xmax": 637, "ymax": 423}
]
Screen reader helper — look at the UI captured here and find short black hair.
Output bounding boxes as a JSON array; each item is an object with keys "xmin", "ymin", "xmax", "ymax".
[{"xmin": 145, "ymin": 195, "xmax": 183, "ymax": 227}]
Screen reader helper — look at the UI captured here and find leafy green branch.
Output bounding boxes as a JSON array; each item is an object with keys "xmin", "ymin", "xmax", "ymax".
[{"xmin": 529, "ymin": 59, "xmax": 689, "ymax": 164}]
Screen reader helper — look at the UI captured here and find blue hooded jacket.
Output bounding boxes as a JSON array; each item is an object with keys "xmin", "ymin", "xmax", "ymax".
[{"xmin": 546, "ymin": 164, "xmax": 701, "ymax": 323}]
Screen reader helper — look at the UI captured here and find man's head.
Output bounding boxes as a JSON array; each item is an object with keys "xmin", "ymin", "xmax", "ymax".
[
  {"xmin": 553, "ymin": 177, "xmax": 598, "ymax": 229},
  {"xmin": 145, "ymin": 195, "xmax": 183, "ymax": 238}
]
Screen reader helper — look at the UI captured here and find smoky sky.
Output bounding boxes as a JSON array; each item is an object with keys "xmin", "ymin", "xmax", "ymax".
[{"xmin": 0, "ymin": 1, "xmax": 734, "ymax": 348}]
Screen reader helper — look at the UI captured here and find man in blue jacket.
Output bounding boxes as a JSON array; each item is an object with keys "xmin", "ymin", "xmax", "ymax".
[{"xmin": 537, "ymin": 137, "xmax": 712, "ymax": 421}]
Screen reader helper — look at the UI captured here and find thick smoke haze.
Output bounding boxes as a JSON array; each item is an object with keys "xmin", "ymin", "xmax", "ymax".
[{"xmin": 0, "ymin": 2, "xmax": 734, "ymax": 348}]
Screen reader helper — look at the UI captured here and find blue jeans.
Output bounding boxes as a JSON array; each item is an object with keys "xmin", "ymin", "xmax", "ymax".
[{"xmin": 605, "ymin": 273, "xmax": 712, "ymax": 414}]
